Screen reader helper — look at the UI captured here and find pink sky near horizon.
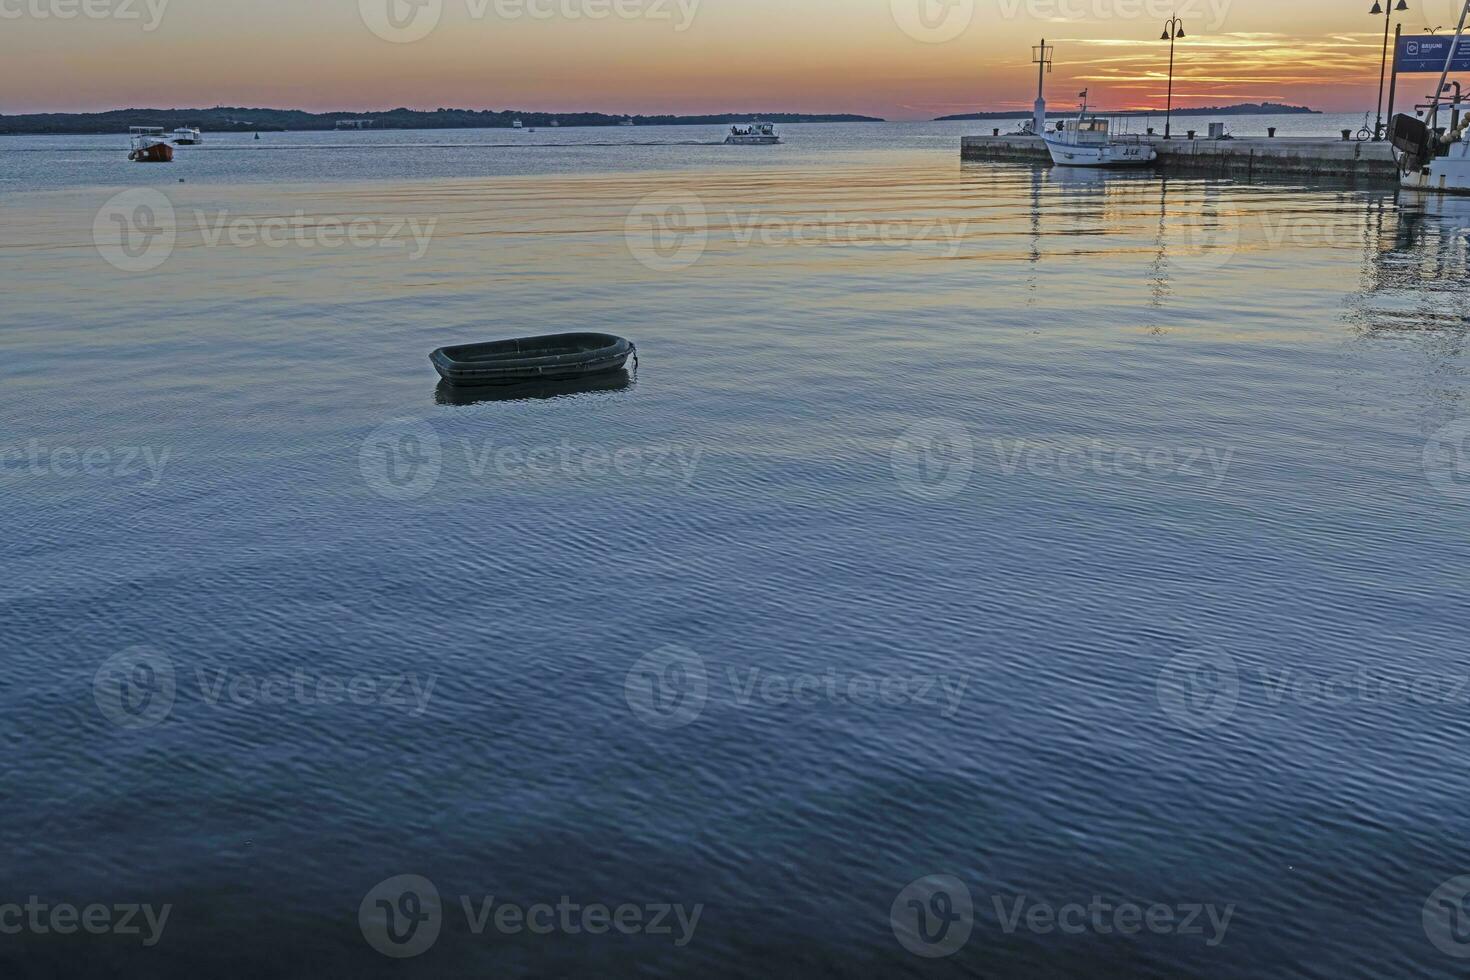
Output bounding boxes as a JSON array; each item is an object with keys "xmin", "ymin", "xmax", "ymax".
[{"xmin": 3, "ymin": 0, "xmax": 1467, "ymax": 118}]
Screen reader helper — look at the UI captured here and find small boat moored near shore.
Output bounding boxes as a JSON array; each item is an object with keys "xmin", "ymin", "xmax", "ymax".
[
  {"xmin": 431, "ymin": 333, "xmax": 636, "ymax": 387},
  {"xmin": 1391, "ymin": 0, "xmax": 1470, "ymax": 193},
  {"xmin": 128, "ymin": 127, "xmax": 175, "ymax": 163},
  {"xmin": 169, "ymin": 127, "xmax": 203, "ymax": 145},
  {"xmin": 1043, "ymin": 90, "xmax": 1156, "ymax": 168}
]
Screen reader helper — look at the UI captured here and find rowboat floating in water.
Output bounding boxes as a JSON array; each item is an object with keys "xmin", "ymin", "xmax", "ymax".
[
  {"xmin": 431, "ymin": 333, "xmax": 637, "ymax": 387},
  {"xmin": 128, "ymin": 127, "xmax": 174, "ymax": 163},
  {"xmin": 1043, "ymin": 90, "xmax": 1156, "ymax": 168}
]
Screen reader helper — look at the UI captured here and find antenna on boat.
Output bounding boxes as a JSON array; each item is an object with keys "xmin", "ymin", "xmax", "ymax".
[{"xmin": 1427, "ymin": 0, "xmax": 1470, "ymax": 132}]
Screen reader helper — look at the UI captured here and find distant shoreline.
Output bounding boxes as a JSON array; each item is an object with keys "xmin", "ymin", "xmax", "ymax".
[
  {"xmin": 936, "ymin": 103, "xmax": 1321, "ymax": 121},
  {"xmin": 0, "ymin": 107, "xmax": 883, "ymax": 136}
]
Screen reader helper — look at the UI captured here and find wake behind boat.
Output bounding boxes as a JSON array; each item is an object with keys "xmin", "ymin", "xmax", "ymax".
[
  {"xmin": 1043, "ymin": 90, "xmax": 1156, "ymax": 168},
  {"xmin": 725, "ymin": 122, "xmax": 782, "ymax": 145}
]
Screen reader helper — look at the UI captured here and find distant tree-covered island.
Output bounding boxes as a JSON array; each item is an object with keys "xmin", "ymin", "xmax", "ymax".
[
  {"xmin": 935, "ymin": 102, "xmax": 1320, "ymax": 121},
  {"xmin": 0, "ymin": 107, "xmax": 884, "ymax": 135}
]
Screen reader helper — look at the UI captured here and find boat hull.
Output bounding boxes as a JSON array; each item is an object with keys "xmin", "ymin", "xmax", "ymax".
[
  {"xmin": 128, "ymin": 142, "xmax": 175, "ymax": 163},
  {"xmin": 725, "ymin": 136, "xmax": 782, "ymax": 145},
  {"xmin": 431, "ymin": 332, "xmax": 635, "ymax": 387},
  {"xmin": 1399, "ymin": 150, "xmax": 1470, "ymax": 193},
  {"xmin": 1044, "ymin": 138, "xmax": 1156, "ymax": 167}
]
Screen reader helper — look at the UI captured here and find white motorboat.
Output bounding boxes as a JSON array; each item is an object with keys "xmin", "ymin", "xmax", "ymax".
[
  {"xmin": 1043, "ymin": 90, "xmax": 1156, "ymax": 168},
  {"xmin": 1391, "ymin": 1, "xmax": 1470, "ymax": 193},
  {"xmin": 512, "ymin": 119, "xmax": 523, "ymax": 129},
  {"xmin": 168, "ymin": 127, "xmax": 202, "ymax": 145},
  {"xmin": 725, "ymin": 122, "xmax": 782, "ymax": 145}
]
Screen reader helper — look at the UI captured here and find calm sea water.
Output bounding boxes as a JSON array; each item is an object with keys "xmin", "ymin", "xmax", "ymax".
[{"xmin": 2, "ymin": 122, "xmax": 1470, "ymax": 977}]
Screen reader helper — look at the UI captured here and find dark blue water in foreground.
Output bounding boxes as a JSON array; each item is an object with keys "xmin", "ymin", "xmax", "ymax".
[{"xmin": 2, "ymin": 132, "xmax": 1470, "ymax": 977}]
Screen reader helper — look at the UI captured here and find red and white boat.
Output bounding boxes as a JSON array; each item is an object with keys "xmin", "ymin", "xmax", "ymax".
[{"xmin": 128, "ymin": 127, "xmax": 175, "ymax": 163}]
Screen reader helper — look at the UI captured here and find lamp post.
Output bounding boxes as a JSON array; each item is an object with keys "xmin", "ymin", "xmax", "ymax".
[
  {"xmin": 1372, "ymin": 0, "xmax": 1410, "ymax": 140},
  {"xmin": 1160, "ymin": 16, "xmax": 1185, "ymax": 139}
]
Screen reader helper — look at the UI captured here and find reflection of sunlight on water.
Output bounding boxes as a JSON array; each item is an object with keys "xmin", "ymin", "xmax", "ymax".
[{"xmin": 0, "ymin": 162, "xmax": 1462, "ymax": 355}]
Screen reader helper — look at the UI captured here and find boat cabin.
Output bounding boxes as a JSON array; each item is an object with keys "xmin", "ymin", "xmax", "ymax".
[{"xmin": 1059, "ymin": 118, "xmax": 1112, "ymax": 145}]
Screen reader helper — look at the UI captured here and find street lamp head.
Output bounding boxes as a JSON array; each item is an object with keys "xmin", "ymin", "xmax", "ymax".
[
  {"xmin": 1175, "ymin": 26, "xmax": 1185, "ymax": 37},
  {"xmin": 1395, "ymin": 0, "xmax": 1408, "ymax": 10},
  {"xmin": 1369, "ymin": 1, "xmax": 1383, "ymax": 14},
  {"xmin": 1161, "ymin": 28, "xmax": 1171, "ymax": 38}
]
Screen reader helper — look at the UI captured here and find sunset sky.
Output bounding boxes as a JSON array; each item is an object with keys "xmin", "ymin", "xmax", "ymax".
[{"xmin": 3, "ymin": 0, "xmax": 1467, "ymax": 118}]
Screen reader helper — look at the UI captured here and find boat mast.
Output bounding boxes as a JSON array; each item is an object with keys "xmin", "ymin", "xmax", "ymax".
[{"xmin": 1428, "ymin": 0, "xmax": 1470, "ymax": 132}]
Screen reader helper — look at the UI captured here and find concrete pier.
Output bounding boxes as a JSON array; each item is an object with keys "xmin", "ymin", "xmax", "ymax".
[{"xmin": 961, "ymin": 134, "xmax": 1398, "ymax": 181}]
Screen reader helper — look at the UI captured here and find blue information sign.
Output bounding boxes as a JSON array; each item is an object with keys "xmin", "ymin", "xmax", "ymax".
[{"xmin": 1397, "ymin": 34, "xmax": 1470, "ymax": 73}]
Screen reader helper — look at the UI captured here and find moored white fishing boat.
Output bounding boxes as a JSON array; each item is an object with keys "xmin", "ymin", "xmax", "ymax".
[
  {"xmin": 1391, "ymin": 0, "xmax": 1470, "ymax": 193},
  {"xmin": 725, "ymin": 122, "xmax": 781, "ymax": 145},
  {"xmin": 1043, "ymin": 90, "xmax": 1156, "ymax": 168},
  {"xmin": 169, "ymin": 127, "xmax": 202, "ymax": 145}
]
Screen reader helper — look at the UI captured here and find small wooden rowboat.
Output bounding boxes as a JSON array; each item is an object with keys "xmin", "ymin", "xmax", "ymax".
[{"xmin": 431, "ymin": 333, "xmax": 636, "ymax": 387}]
